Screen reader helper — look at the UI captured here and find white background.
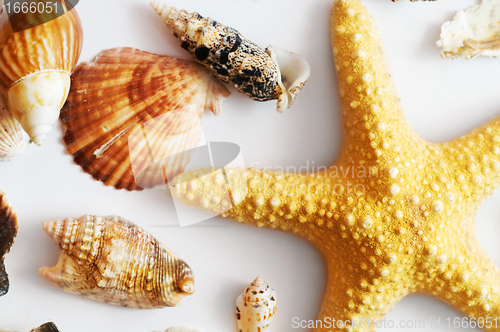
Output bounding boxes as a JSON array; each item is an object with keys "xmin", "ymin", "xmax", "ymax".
[{"xmin": 1, "ymin": 0, "xmax": 500, "ymax": 331}]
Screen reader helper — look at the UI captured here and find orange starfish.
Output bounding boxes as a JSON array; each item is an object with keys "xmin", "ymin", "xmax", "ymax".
[{"xmin": 172, "ymin": 0, "xmax": 500, "ymax": 330}]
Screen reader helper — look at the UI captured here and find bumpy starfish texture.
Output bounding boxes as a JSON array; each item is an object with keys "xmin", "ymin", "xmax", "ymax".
[{"xmin": 172, "ymin": 0, "xmax": 500, "ymax": 330}]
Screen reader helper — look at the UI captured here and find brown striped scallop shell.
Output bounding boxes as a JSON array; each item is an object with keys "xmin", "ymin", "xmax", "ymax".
[
  {"xmin": 0, "ymin": 6, "xmax": 83, "ymax": 145},
  {"xmin": 39, "ymin": 214, "xmax": 195, "ymax": 308},
  {"xmin": 0, "ymin": 190, "xmax": 18, "ymax": 297},
  {"xmin": 60, "ymin": 47, "xmax": 230, "ymax": 191}
]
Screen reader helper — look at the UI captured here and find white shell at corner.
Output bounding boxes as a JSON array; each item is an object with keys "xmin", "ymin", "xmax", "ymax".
[
  {"xmin": 236, "ymin": 276, "xmax": 277, "ymax": 332},
  {"xmin": 267, "ymin": 46, "xmax": 311, "ymax": 112},
  {"xmin": 437, "ymin": 0, "xmax": 500, "ymax": 59},
  {"xmin": 161, "ymin": 327, "xmax": 203, "ymax": 332},
  {"xmin": 0, "ymin": 95, "xmax": 29, "ymax": 161}
]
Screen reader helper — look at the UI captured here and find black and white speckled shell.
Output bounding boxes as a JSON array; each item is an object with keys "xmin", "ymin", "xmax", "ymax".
[{"xmin": 151, "ymin": 2, "xmax": 281, "ymax": 102}]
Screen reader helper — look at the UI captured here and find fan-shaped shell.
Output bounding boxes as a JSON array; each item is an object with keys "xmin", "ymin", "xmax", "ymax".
[
  {"xmin": 40, "ymin": 214, "xmax": 195, "ymax": 309},
  {"xmin": 150, "ymin": 2, "xmax": 310, "ymax": 112},
  {"xmin": 60, "ymin": 47, "xmax": 230, "ymax": 191},
  {"xmin": 0, "ymin": 190, "xmax": 18, "ymax": 297},
  {"xmin": 236, "ymin": 276, "xmax": 277, "ymax": 332},
  {"xmin": 0, "ymin": 95, "xmax": 29, "ymax": 161},
  {"xmin": 0, "ymin": 7, "xmax": 83, "ymax": 145}
]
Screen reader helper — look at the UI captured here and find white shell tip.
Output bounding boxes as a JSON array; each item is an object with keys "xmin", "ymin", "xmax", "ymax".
[{"xmin": 267, "ymin": 46, "xmax": 310, "ymax": 112}]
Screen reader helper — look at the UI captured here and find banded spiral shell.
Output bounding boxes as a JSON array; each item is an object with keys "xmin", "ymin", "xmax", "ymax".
[
  {"xmin": 0, "ymin": 95, "xmax": 29, "ymax": 161},
  {"xmin": 236, "ymin": 276, "xmax": 277, "ymax": 332},
  {"xmin": 40, "ymin": 214, "xmax": 195, "ymax": 308},
  {"xmin": 150, "ymin": 1, "xmax": 310, "ymax": 112},
  {"xmin": 60, "ymin": 48, "xmax": 230, "ymax": 191},
  {"xmin": 0, "ymin": 190, "xmax": 18, "ymax": 297},
  {"xmin": 0, "ymin": 7, "xmax": 83, "ymax": 145}
]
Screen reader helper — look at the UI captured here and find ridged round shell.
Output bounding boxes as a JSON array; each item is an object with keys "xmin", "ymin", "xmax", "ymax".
[
  {"xmin": 236, "ymin": 276, "xmax": 277, "ymax": 332},
  {"xmin": 150, "ymin": 2, "xmax": 310, "ymax": 112},
  {"xmin": 0, "ymin": 8, "xmax": 83, "ymax": 145},
  {"xmin": 39, "ymin": 214, "xmax": 195, "ymax": 309},
  {"xmin": 60, "ymin": 47, "xmax": 230, "ymax": 191},
  {"xmin": 0, "ymin": 95, "xmax": 29, "ymax": 161},
  {"xmin": 0, "ymin": 190, "xmax": 18, "ymax": 297}
]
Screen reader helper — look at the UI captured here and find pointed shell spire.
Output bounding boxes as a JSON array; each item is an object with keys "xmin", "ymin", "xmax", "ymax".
[
  {"xmin": 0, "ymin": 8, "xmax": 83, "ymax": 145},
  {"xmin": 236, "ymin": 276, "xmax": 277, "ymax": 332},
  {"xmin": 150, "ymin": 1, "xmax": 310, "ymax": 112}
]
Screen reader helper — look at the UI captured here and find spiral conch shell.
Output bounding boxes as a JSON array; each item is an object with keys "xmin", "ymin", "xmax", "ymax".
[
  {"xmin": 0, "ymin": 95, "xmax": 29, "ymax": 161},
  {"xmin": 40, "ymin": 214, "xmax": 195, "ymax": 308},
  {"xmin": 0, "ymin": 190, "xmax": 18, "ymax": 297},
  {"xmin": 236, "ymin": 277, "xmax": 277, "ymax": 332},
  {"xmin": 61, "ymin": 48, "xmax": 230, "ymax": 191},
  {"xmin": 437, "ymin": 0, "xmax": 500, "ymax": 59},
  {"xmin": 0, "ymin": 7, "xmax": 83, "ymax": 145},
  {"xmin": 150, "ymin": 1, "xmax": 310, "ymax": 112}
]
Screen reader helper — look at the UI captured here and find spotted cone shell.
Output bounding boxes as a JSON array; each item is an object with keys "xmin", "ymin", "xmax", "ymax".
[
  {"xmin": 40, "ymin": 214, "xmax": 195, "ymax": 309},
  {"xmin": 236, "ymin": 276, "xmax": 277, "ymax": 332},
  {"xmin": 0, "ymin": 190, "xmax": 18, "ymax": 297},
  {"xmin": 0, "ymin": 7, "xmax": 83, "ymax": 145},
  {"xmin": 0, "ymin": 95, "xmax": 29, "ymax": 161},
  {"xmin": 150, "ymin": 2, "xmax": 310, "ymax": 112},
  {"xmin": 60, "ymin": 48, "xmax": 230, "ymax": 191}
]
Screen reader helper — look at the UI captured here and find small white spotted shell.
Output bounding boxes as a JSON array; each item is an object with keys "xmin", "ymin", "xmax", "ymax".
[
  {"xmin": 236, "ymin": 276, "xmax": 277, "ymax": 332},
  {"xmin": 0, "ymin": 95, "xmax": 29, "ymax": 161},
  {"xmin": 150, "ymin": 1, "xmax": 310, "ymax": 112},
  {"xmin": 437, "ymin": 0, "xmax": 500, "ymax": 59},
  {"xmin": 161, "ymin": 327, "xmax": 202, "ymax": 332}
]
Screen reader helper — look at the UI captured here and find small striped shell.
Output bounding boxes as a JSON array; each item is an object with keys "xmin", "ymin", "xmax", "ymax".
[
  {"xmin": 39, "ymin": 214, "xmax": 195, "ymax": 309},
  {"xmin": 150, "ymin": 2, "xmax": 310, "ymax": 112},
  {"xmin": 60, "ymin": 48, "xmax": 230, "ymax": 191},
  {"xmin": 0, "ymin": 7, "xmax": 83, "ymax": 145},
  {"xmin": 0, "ymin": 95, "xmax": 29, "ymax": 161},
  {"xmin": 0, "ymin": 190, "xmax": 18, "ymax": 297},
  {"xmin": 236, "ymin": 277, "xmax": 277, "ymax": 332}
]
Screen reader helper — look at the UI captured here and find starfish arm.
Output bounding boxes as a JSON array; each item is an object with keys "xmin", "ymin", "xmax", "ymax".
[
  {"xmin": 422, "ymin": 240, "xmax": 500, "ymax": 331},
  {"xmin": 439, "ymin": 118, "xmax": 500, "ymax": 203},
  {"xmin": 331, "ymin": 0, "xmax": 418, "ymax": 166},
  {"xmin": 171, "ymin": 167, "xmax": 349, "ymax": 240}
]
